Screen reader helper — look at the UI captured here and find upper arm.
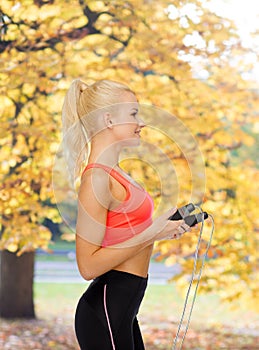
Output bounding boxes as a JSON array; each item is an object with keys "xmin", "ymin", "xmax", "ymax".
[{"xmin": 76, "ymin": 169, "xmax": 111, "ymax": 246}]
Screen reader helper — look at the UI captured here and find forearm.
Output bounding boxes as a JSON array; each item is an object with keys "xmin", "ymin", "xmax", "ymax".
[
  {"xmin": 76, "ymin": 209, "xmax": 184, "ymax": 280},
  {"xmin": 76, "ymin": 233, "xmax": 154, "ymax": 280}
]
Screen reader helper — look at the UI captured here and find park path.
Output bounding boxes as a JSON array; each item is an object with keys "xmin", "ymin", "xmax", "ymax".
[{"xmin": 34, "ymin": 258, "xmax": 181, "ymax": 284}]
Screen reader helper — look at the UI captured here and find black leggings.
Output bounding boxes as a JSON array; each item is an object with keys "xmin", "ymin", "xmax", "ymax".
[{"xmin": 75, "ymin": 270, "xmax": 148, "ymax": 350}]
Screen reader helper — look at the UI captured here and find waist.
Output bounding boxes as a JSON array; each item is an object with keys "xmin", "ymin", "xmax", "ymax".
[{"xmin": 94, "ymin": 269, "xmax": 148, "ymax": 289}]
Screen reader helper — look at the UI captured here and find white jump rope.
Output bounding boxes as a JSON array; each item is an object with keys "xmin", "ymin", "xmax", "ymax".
[{"xmin": 171, "ymin": 204, "xmax": 215, "ymax": 350}]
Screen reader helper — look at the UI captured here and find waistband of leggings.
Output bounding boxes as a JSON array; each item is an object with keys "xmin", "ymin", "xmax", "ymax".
[{"xmin": 95, "ymin": 269, "xmax": 148, "ymax": 287}]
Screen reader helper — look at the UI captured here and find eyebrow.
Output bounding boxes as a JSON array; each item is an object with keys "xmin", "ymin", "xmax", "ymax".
[{"xmin": 131, "ymin": 108, "xmax": 138, "ymax": 112}]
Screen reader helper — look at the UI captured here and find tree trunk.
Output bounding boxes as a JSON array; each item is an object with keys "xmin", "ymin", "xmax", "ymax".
[{"xmin": 0, "ymin": 250, "xmax": 35, "ymax": 318}]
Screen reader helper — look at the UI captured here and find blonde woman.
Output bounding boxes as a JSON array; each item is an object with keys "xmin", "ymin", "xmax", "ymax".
[{"xmin": 61, "ymin": 79, "xmax": 192, "ymax": 350}]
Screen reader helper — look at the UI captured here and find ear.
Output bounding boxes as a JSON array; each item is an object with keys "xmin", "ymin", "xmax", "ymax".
[{"xmin": 103, "ymin": 112, "xmax": 113, "ymax": 129}]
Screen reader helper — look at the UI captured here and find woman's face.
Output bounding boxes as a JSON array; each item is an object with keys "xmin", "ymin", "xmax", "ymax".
[{"xmin": 110, "ymin": 92, "xmax": 145, "ymax": 147}]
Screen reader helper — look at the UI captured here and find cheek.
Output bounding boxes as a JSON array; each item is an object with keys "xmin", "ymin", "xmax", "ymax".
[
  {"xmin": 111, "ymin": 125, "xmax": 137, "ymax": 144},
  {"xmin": 113, "ymin": 123, "xmax": 135, "ymax": 135}
]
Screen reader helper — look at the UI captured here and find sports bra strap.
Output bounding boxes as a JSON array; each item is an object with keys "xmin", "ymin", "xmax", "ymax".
[{"xmin": 82, "ymin": 163, "xmax": 130, "ymax": 186}]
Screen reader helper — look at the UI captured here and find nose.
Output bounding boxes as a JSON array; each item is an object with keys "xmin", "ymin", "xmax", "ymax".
[{"xmin": 137, "ymin": 116, "xmax": 146, "ymax": 128}]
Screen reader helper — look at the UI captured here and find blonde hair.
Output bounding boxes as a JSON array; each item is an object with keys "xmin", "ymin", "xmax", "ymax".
[{"xmin": 61, "ymin": 79, "xmax": 134, "ymax": 184}]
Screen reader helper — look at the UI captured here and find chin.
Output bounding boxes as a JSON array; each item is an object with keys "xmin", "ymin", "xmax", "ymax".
[{"xmin": 122, "ymin": 138, "xmax": 141, "ymax": 148}]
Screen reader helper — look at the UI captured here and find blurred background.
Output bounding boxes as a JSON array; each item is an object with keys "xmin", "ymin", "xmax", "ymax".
[{"xmin": 0, "ymin": 0, "xmax": 258, "ymax": 349}]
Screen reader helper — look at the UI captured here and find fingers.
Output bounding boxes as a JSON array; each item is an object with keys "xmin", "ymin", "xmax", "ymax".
[
  {"xmin": 155, "ymin": 209, "xmax": 192, "ymax": 241},
  {"xmin": 153, "ymin": 207, "xmax": 178, "ymax": 233},
  {"xmin": 178, "ymin": 222, "xmax": 191, "ymax": 234},
  {"xmin": 163, "ymin": 207, "xmax": 177, "ymax": 220},
  {"xmin": 170, "ymin": 222, "xmax": 191, "ymax": 240}
]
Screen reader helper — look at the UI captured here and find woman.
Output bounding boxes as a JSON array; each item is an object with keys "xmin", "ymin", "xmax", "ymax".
[{"xmin": 61, "ymin": 79, "xmax": 192, "ymax": 350}]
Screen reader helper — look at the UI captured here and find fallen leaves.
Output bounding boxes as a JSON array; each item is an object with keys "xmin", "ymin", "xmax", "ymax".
[
  {"xmin": 0, "ymin": 318, "xmax": 78, "ymax": 350},
  {"xmin": 0, "ymin": 317, "xmax": 258, "ymax": 349},
  {"xmin": 143, "ymin": 322, "xmax": 259, "ymax": 350}
]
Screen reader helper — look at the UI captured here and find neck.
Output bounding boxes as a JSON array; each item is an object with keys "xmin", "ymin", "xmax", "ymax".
[{"xmin": 87, "ymin": 134, "xmax": 122, "ymax": 168}]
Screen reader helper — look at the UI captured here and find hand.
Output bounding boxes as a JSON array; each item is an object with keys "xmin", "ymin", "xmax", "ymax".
[
  {"xmin": 151, "ymin": 208, "xmax": 191, "ymax": 242},
  {"xmin": 168, "ymin": 222, "xmax": 191, "ymax": 240}
]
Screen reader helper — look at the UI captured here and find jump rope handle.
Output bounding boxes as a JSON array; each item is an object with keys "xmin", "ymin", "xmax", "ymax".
[{"xmin": 168, "ymin": 203, "xmax": 208, "ymax": 227}]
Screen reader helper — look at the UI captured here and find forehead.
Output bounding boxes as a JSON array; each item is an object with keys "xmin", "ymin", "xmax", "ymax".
[{"xmin": 118, "ymin": 91, "xmax": 138, "ymax": 109}]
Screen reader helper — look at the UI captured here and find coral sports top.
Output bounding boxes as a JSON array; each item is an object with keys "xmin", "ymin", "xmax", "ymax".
[{"xmin": 82, "ymin": 163, "xmax": 154, "ymax": 247}]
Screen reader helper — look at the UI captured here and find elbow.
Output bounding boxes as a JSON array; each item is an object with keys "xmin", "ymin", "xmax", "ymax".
[
  {"xmin": 77, "ymin": 263, "xmax": 99, "ymax": 281},
  {"xmin": 78, "ymin": 268, "xmax": 95, "ymax": 281},
  {"xmin": 83, "ymin": 275, "xmax": 94, "ymax": 282}
]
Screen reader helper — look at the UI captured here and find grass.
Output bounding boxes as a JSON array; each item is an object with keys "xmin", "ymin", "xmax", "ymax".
[
  {"xmin": 34, "ymin": 282, "xmax": 259, "ymax": 331},
  {"xmin": 36, "ymin": 240, "xmax": 76, "ymax": 262},
  {"xmin": 47, "ymin": 240, "xmax": 76, "ymax": 251}
]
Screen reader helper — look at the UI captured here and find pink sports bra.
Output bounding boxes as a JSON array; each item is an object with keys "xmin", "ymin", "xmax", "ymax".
[{"xmin": 82, "ymin": 163, "xmax": 154, "ymax": 247}]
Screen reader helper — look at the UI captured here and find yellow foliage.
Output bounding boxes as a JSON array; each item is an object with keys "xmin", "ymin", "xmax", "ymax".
[{"xmin": 0, "ymin": 0, "xmax": 258, "ymax": 306}]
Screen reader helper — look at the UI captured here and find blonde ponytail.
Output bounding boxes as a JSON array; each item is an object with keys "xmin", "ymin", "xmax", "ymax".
[
  {"xmin": 61, "ymin": 79, "xmax": 88, "ymax": 184},
  {"xmin": 61, "ymin": 78, "xmax": 135, "ymax": 185}
]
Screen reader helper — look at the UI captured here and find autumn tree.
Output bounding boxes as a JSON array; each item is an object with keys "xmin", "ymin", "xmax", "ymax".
[{"xmin": 0, "ymin": 0, "xmax": 258, "ymax": 318}]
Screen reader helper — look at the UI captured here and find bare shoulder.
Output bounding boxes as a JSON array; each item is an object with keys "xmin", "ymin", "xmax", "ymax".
[{"xmin": 79, "ymin": 167, "xmax": 111, "ymax": 209}]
